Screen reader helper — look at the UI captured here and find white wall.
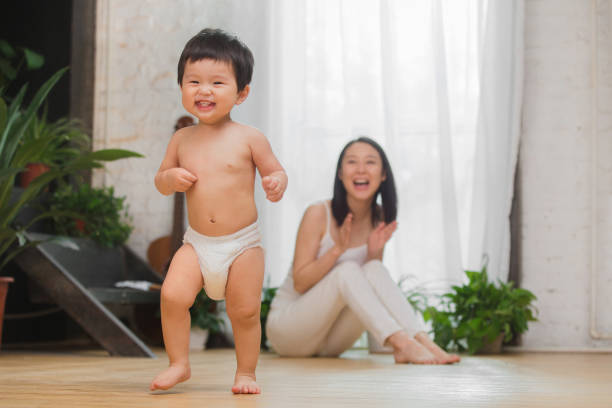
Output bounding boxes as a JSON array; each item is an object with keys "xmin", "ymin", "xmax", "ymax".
[
  {"xmin": 93, "ymin": 0, "xmax": 270, "ymax": 259},
  {"xmin": 520, "ymin": 0, "xmax": 612, "ymax": 349}
]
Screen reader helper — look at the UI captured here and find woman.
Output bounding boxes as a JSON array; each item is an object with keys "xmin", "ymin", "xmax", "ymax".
[{"xmin": 266, "ymin": 137, "xmax": 459, "ymax": 364}]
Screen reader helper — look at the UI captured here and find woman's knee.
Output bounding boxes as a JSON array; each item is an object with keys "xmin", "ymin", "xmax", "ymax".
[
  {"xmin": 330, "ymin": 261, "xmax": 362, "ymax": 281},
  {"xmin": 362, "ymin": 259, "xmax": 389, "ymax": 280}
]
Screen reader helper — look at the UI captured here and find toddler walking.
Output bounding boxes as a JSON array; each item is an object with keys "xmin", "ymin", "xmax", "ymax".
[{"xmin": 150, "ymin": 28, "xmax": 287, "ymax": 394}]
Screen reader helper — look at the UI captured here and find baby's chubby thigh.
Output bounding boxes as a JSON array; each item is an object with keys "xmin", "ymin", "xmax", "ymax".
[
  {"xmin": 224, "ymin": 246, "xmax": 265, "ymax": 321},
  {"xmin": 162, "ymin": 244, "xmax": 205, "ymax": 309}
]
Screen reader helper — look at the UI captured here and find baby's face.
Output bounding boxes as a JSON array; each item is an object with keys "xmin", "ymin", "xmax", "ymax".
[
  {"xmin": 180, "ymin": 58, "xmax": 249, "ymax": 125},
  {"xmin": 339, "ymin": 142, "xmax": 386, "ymax": 200}
]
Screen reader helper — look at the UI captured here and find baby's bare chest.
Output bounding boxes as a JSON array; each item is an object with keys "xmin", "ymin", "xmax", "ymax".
[{"xmin": 178, "ymin": 139, "xmax": 253, "ymax": 177}]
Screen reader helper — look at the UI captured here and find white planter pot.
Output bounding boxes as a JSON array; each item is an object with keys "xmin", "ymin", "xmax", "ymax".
[{"xmin": 189, "ymin": 328, "xmax": 210, "ymax": 351}]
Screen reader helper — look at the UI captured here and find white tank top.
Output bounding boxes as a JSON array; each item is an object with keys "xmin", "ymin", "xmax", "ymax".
[
  {"xmin": 273, "ymin": 200, "xmax": 367, "ymax": 303},
  {"xmin": 316, "ymin": 200, "xmax": 368, "ymax": 265}
]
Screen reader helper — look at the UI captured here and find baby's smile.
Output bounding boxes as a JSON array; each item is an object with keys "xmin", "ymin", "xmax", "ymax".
[{"xmin": 196, "ymin": 101, "xmax": 215, "ymax": 111}]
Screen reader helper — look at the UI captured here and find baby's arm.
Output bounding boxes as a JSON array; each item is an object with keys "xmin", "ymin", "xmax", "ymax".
[
  {"xmin": 249, "ymin": 129, "xmax": 287, "ymax": 202},
  {"xmin": 154, "ymin": 131, "xmax": 198, "ymax": 196}
]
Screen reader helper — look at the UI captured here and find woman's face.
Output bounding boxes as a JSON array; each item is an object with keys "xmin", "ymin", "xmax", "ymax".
[{"xmin": 339, "ymin": 142, "xmax": 386, "ymax": 201}]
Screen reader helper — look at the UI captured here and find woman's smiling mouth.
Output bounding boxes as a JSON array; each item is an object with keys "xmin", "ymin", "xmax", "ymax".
[{"xmin": 353, "ymin": 180, "xmax": 370, "ymax": 190}]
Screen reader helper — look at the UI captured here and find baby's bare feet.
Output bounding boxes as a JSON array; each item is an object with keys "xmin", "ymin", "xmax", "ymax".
[
  {"xmin": 150, "ymin": 364, "xmax": 191, "ymax": 391},
  {"xmin": 387, "ymin": 332, "xmax": 437, "ymax": 364},
  {"xmin": 232, "ymin": 373, "xmax": 261, "ymax": 394},
  {"xmin": 414, "ymin": 331, "xmax": 461, "ymax": 364}
]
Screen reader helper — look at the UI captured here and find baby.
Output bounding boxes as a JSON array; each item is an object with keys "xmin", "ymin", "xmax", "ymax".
[{"xmin": 150, "ymin": 28, "xmax": 287, "ymax": 394}]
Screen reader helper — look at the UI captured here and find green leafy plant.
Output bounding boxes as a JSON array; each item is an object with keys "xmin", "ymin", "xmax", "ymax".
[
  {"xmin": 0, "ymin": 39, "xmax": 44, "ymax": 94},
  {"xmin": 190, "ymin": 289, "xmax": 224, "ymax": 334},
  {"xmin": 410, "ymin": 265, "xmax": 538, "ymax": 354},
  {"xmin": 20, "ymin": 107, "xmax": 90, "ymax": 168},
  {"xmin": 0, "ymin": 67, "xmax": 143, "ymax": 271},
  {"xmin": 260, "ymin": 286, "xmax": 278, "ymax": 349},
  {"xmin": 49, "ymin": 184, "xmax": 133, "ymax": 247}
]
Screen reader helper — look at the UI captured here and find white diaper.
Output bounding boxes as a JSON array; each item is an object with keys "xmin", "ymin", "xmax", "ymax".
[{"xmin": 183, "ymin": 222, "xmax": 262, "ymax": 300}]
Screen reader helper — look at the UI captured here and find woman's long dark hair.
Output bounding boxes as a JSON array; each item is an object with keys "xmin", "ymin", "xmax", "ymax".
[{"xmin": 331, "ymin": 137, "xmax": 397, "ymax": 227}]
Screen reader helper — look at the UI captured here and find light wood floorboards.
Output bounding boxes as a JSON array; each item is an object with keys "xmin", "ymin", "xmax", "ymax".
[{"xmin": 1, "ymin": 348, "xmax": 611, "ymax": 407}]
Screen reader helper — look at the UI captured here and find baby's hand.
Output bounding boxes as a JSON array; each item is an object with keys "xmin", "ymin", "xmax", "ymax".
[
  {"xmin": 262, "ymin": 175, "xmax": 285, "ymax": 202},
  {"xmin": 166, "ymin": 168, "xmax": 197, "ymax": 192}
]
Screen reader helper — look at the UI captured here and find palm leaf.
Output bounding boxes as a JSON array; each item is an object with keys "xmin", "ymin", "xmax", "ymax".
[{"xmin": 0, "ymin": 67, "xmax": 68, "ymax": 169}]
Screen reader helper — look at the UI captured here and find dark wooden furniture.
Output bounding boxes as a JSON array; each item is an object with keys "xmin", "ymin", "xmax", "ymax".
[{"xmin": 14, "ymin": 233, "xmax": 162, "ymax": 357}]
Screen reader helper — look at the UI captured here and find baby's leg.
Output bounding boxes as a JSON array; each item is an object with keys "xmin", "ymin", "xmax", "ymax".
[
  {"xmin": 150, "ymin": 244, "xmax": 203, "ymax": 391},
  {"xmin": 225, "ymin": 247, "xmax": 264, "ymax": 394}
]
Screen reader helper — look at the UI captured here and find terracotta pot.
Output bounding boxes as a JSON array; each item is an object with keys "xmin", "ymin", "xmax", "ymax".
[
  {"xmin": 20, "ymin": 163, "xmax": 50, "ymax": 188},
  {"xmin": 0, "ymin": 277, "xmax": 14, "ymax": 350},
  {"xmin": 75, "ymin": 219, "xmax": 86, "ymax": 233}
]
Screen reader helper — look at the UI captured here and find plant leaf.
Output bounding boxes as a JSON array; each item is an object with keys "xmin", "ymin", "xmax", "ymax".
[
  {"xmin": 0, "ymin": 40, "xmax": 16, "ymax": 59},
  {"xmin": 0, "ymin": 68, "xmax": 68, "ymax": 168},
  {"xmin": 0, "ymin": 98, "xmax": 7, "ymax": 139},
  {"xmin": 21, "ymin": 48, "xmax": 44, "ymax": 70},
  {"xmin": 0, "ymin": 59, "xmax": 16, "ymax": 82},
  {"xmin": 78, "ymin": 149, "xmax": 145, "ymax": 162}
]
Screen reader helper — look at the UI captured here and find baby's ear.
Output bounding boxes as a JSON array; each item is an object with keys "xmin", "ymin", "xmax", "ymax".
[{"xmin": 235, "ymin": 85, "xmax": 250, "ymax": 105}]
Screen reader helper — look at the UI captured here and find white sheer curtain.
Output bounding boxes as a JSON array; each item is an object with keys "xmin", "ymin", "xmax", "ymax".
[{"xmin": 238, "ymin": 0, "xmax": 523, "ymax": 289}]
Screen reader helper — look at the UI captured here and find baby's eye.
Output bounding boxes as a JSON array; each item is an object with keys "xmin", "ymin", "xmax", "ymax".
[
  {"xmin": 213, "ymin": 81, "xmax": 224, "ymax": 85},
  {"xmin": 190, "ymin": 80, "xmax": 199, "ymax": 84}
]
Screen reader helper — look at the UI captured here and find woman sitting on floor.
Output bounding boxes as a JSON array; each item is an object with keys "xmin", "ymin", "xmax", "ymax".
[{"xmin": 266, "ymin": 137, "xmax": 460, "ymax": 364}]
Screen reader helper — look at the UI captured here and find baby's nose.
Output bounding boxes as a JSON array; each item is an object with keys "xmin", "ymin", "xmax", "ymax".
[{"xmin": 196, "ymin": 85, "xmax": 212, "ymax": 96}]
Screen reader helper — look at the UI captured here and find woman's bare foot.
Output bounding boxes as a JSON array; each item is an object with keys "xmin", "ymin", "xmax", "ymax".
[
  {"xmin": 232, "ymin": 373, "xmax": 261, "ymax": 394},
  {"xmin": 414, "ymin": 331, "xmax": 461, "ymax": 364},
  {"xmin": 150, "ymin": 364, "xmax": 191, "ymax": 391},
  {"xmin": 386, "ymin": 331, "xmax": 437, "ymax": 364}
]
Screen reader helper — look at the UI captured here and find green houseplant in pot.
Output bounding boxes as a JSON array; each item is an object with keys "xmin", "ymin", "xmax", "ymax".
[
  {"xmin": 0, "ymin": 67, "xmax": 142, "ymax": 270},
  {"xmin": 48, "ymin": 184, "xmax": 133, "ymax": 248},
  {"xmin": 416, "ymin": 265, "xmax": 538, "ymax": 354},
  {"xmin": 0, "ymin": 67, "xmax": 142, "ymax": 348},
  {"xmin": 189, "ymin": 289, "xmax": 224, "ymax": 350},
  {"xmin": 18, "ymin": 108, "xmax": 90, "ymax": 188}
]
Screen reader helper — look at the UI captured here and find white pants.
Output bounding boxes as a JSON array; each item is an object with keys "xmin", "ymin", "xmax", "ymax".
[{"xmin": 266, "ymin": 260, "xmax": 426, "ymax": 357}]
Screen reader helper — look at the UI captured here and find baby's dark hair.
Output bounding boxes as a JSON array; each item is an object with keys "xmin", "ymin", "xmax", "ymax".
[{"xmin": 177, "ymin": 28, "xmax": 254, "ymax": 91}]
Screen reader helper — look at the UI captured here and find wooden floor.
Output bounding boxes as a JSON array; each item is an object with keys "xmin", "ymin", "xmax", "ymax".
[{"xmin": 1, "ymin": 348, "xmax": 611, "ymax": 407}]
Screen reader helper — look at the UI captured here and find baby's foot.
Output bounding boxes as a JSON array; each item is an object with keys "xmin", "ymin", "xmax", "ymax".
[
  {"xmin": 150, "ymin": 364, "xmax": 191, "ymax": 391},
  {"xmin": 389, "ymin": 332, "xmax": 437, "ymax": 364},
  {"xmin": 414, "ymin": 331, "xmax": 461, "ymax": 364},
  {"xmin": 232, "ymin": 373, "xmax": 261, "ymax": 394}
]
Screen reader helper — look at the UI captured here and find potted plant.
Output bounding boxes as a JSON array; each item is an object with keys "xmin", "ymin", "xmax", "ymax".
[
  {"xmin": 0, "ymin": 67, "xmax": 142, "ymax": 272},
  {"xmin": 48, "ymin": 184, "xmax": 133, "ymax": 248},
  {"xmin": 409, "ymin": 265, "xmax": 538, "ymax": 354},
  {"xmin": 18, "ymin": 108, "xmax": 90, "ymax": 188},
  {"xmin": 189, "ymin": 289, "xmax": 224, "ymax": 350}
]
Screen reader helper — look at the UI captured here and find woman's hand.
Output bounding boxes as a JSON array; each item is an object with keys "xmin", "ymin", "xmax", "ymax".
[
  {"xmin": 367, "ymin": 220, "xmax": 398, "ymax": 260},
  {"xmin": 332, "ymin": 213, "xmax": 353, "ymax": 256}
]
